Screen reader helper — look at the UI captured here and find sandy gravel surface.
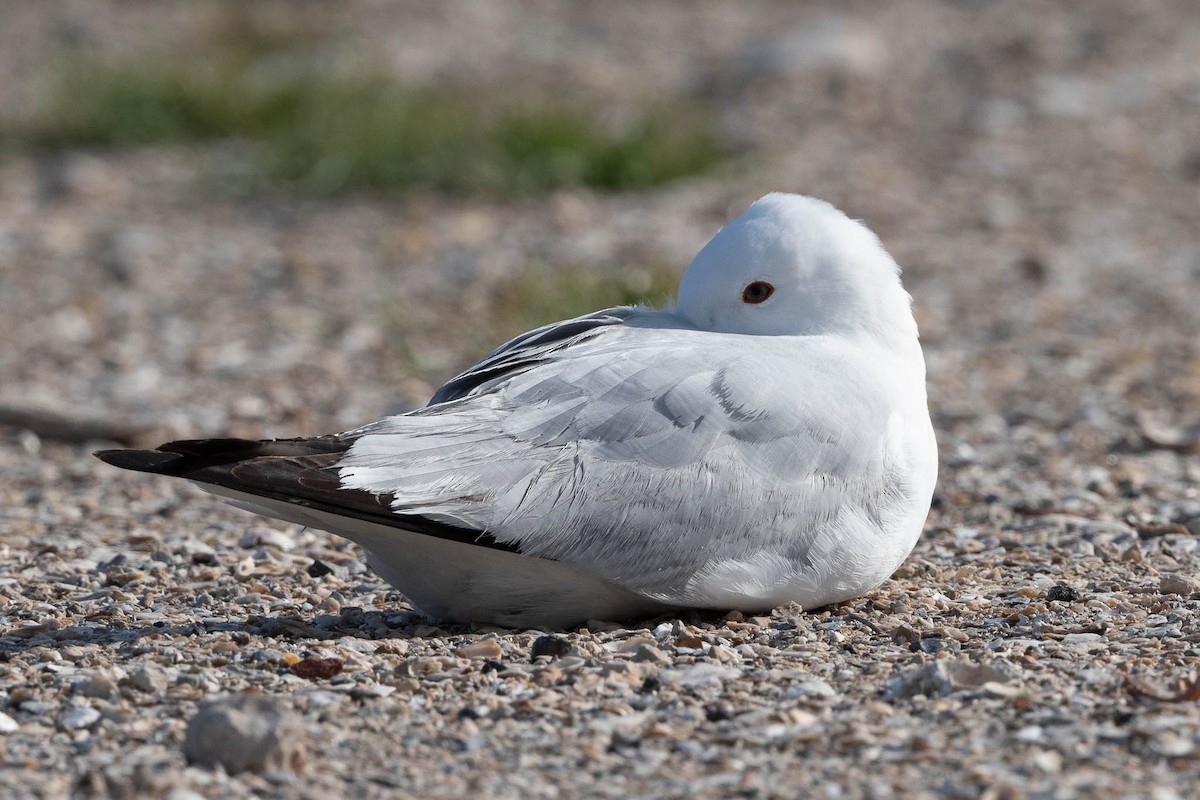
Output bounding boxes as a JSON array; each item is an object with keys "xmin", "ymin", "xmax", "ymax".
[{"xmin": 2, "ymin": 2, "xmax": 1199, "ymax": 798}]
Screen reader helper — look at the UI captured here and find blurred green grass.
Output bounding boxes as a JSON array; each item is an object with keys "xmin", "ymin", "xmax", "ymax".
[
  {"xmin": 384, "ymin": 261, "xmax": 680, "ymax": 383},
  {"xmin": 12, "ymin": 41, "xmax": 727, "ymax": 195},
  {"xmin": 491, "ymin": 261, "xmax": 678, "ymax": 334}
]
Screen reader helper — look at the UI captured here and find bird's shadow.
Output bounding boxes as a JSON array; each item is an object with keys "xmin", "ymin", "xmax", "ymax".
[
  {"xmin": 0, "ymin": 609, "xmax": 458, "ymax": 658},
  {"xmin": 0, "ymin": 606, "xmax": 742, "ymax": 658}
]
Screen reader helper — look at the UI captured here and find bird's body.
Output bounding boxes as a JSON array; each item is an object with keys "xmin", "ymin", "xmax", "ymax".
[{"xmin": 98, "ymin": 194, "xmax": 937, "ymax": 628}]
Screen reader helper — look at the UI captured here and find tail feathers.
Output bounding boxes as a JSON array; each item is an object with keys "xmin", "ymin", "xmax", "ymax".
[
  {"xmin": 96, "ymin": 436, "xmax": 669, "ymax": 626},
  {"xmin": 95, "ymin": 435, "xmax": 351, "ymax": 476},
  {"xmin": 95, "ymin": 436, "xmax": 520, "ymax": 553},
  {"xmin": 95, "ymin": 447, "xmax": 185, "ymax": 474}
]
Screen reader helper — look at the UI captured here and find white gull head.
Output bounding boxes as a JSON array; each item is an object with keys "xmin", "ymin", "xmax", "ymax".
[{"xmin": 675, "ymin": 193, "xmax": 918, "ymax": 346}]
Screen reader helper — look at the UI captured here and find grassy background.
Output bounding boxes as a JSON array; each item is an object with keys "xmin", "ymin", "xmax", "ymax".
[
  {"xmin": 383, "ymin": 261, "xmax": 681, "ymax": 384},
  {"xmin": 0, "ymin": 8, "xmax": 716, "ymax": 369},
  {"xmin": 10, "ymin": 18, "xmax": 728, "ymax": 197}
]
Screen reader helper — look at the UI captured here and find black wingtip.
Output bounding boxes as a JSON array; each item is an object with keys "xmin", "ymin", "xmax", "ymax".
[
  {"xmin": 96, "ymin": 436, "xmax": 522, "ymax": 555},
  {"xmin": 94, "ymin": 438, "xmax": 265, "ymax": 475},
  {"xmin": 95, "ymin": 436, "xmax": 354, "ymax": 477},
  {"xmin": 94, "ymin": 448, "xmax": 184, "ymax": 474}
]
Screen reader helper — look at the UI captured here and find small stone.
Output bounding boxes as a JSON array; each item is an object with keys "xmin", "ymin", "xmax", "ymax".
[
  {"xmin": 706, "ymin": 702, "xmax": 735, "ymax": 721},
  {"xmin": 1124, "ymin": 674, "xmax": 1200, "ymax": 702},
  {"xmin": 290, "ymin": 657, "xmax": 344, "ymax": 680},
  {"xmin": 306, "ymin": 560, "xmax": 335, "ymax": 578},
  {"xmin": 61, "ymin": 706, "xmax": 101, "ymax": 730},
  {"xmin": 554, "ymin": 656, "xmax": 586, "ymax": 670},
  {"xmin": 940, "ymin": 626, "xmax": 970, "ymax": 642},
  {"xmin": 744, "ymin": 15, "xmax": 887, "ymax": 81},
  {"xmin": 1136, "ymin": 412, "xmax": 1200, "ymax": 453},
  {"xmin": 790, "ymin": 680, "xmax": 837, "ymax": 699},
  {"xmin": 238, "ymin": 527, "xmax": 294, "ymax": 550},
  {"xmin": 661, "ymin": 663, "xmax": 738, "ymax": 688},
  {"xmin": 1032, "ymin": 749, "xmax": 1063, "ymax": 773},
  {"xmin": 1138, "ymin": 521, "xmax": 1191, "ymax": 538},
  {"xmin": 583, "ymin": 619, "xmax": 623, "ymax": 632},
  {"xmin": 1148, "ymin": 733, "xmax": 1195, "ymax": 758},
  {"xmin": 653, "ymin": 621, "xmax": 679, "ymax": 639},
  {"xmin": 455, "ymin": 640, "xmax": 503, "ymax": 660},
  {"xmin": 633, "ymin": 643, "xmax": 670, "ymax": 663},
  {"xmin": 8, "ymin": 687, "xmax": 37, "ymax": 705},
  {"xmin": 891, "ymin": 623, "xmax": 922, "ymax": 646},
  {"xmin": 449, "ymin": 735, "xmax": 486, "ymax": 753},
  {"xmin": 73, "ymin": 670, "xmax": 120, "ymax": 699},
  {"xmin": 458, "ymin": 705, "xmax": 489, "ymax": 720},
  {"xmin": 1046, "ymin": 584, "xmax": 1082, "ymax": 602},
  {"xmin": 0, "ymin": 712, "xmax": 18, "ymax": 734},
  {"xmin": 530, "ymin": 635, "xmax": 572, "ymax": 660},
  {"xmin": 609, "ymin": 728, "xmax": 643, "ymax": 749},
  {"xmin": 623, "ymin": 640, "xmax": 670, "ymax": 664},
  {"xmin": 183, "ymin": 694, "xmax": 307, "ymax": 775},
  {"xmin": 918, "ymin": 637, "xmax": 959, "ymax": 654},
  {"xmin": 1158, "ymin": 574, "xmax": 1200, "ymax": 596},
  {"xmin": 59, "ymin": 646, "xmax": 90, "ymax": 662},
  {"xmin": 885, "ymin": 660, "xmax": 1013, "ymax": 700},
  {"xmin": 533, "ymin": 665, "xmax": 563, "ymax": 686},
  {"xmin": 1122, "ymin": 543, "xmax": 1146, "ymax": 564},
  {"xmin": 1014, "ymin": 725, "xmax": 1044, "ymax": 742},
  {"xmin": 349, "ymin": 683, "xmax": 396, "ymax": 700},
  {"xmin": 1061, "ymin": 633, "xmax": 1105, "ymax": 647},
  {"xmin": 104, "ymin": 564, "xmax": 144, "ymax": 586},
  {"xmin": 1035, "ymin": 74, "xmax": 1101, "ymax": 119},
  {"xmin": 673, "ymin": 635, "xmax": 705, "ymax": 649},
  {"xmin": 164, "ymin": 791, "xmax": 207, "ymax": 800}
]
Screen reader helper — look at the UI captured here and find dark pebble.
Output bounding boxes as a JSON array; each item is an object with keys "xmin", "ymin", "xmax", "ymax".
[
  {"xmin": 1046, "ymin": 584, "xmax": 1082, "ymax": 602},
  {"xmin": 530, "ymin": 635, "xmax": 571, "ymax": 660},
  {"xmin": 306, "ymin": 559, "xmax": 335, "ymax": 578}
]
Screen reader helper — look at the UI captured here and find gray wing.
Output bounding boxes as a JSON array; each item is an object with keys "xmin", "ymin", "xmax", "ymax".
[
  {"xmin": 427, "ymin": 307, "xmax": 640, "ymax": 405},
  {"xmin": 339, "ymin": 317, "xmax": 910, "ymax": 606}
]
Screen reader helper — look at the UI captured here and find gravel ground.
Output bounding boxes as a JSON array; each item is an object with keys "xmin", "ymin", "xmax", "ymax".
[{"xmin": 2, "ymin": 2, "xmax": 1200, "ymax": 798}]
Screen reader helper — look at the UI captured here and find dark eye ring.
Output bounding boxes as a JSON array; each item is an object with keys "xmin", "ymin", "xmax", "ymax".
[{"xmin": 742, "ymin": 281, "xmax": 775, "ymax": 304}]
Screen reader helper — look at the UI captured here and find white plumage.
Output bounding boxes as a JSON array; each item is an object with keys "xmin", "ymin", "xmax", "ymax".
[{"xmin": 99, "ymin": 193, "xmax": 937, "ymax": 628}]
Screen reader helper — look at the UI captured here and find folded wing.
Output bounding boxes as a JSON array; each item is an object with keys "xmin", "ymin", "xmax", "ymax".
[{"xmin": 340, "ymin": 319, "xmax": 906, "ymax": 606}]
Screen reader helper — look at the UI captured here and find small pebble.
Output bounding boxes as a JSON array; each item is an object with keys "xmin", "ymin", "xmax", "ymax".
[
  {"xmin": 621, "ymin": 640, "xmax": 670, "ymax": 664},
  {"xmin": 306, "ymin": 560, "xmax": 335, "ymax": 578},
  {"xmin": 72, "ymin": 671, "xmax": 120, "ymax": 699},
  {"xmin": 1047, "ymin": 584, "xmax": 1082, "ymax": 602},
  {"xmin": 127, "ymin": 665, "xmax": 169, "ymax": 694},
  {"xmin": 291, "ymin": 657, "xmax": 344, "ymax": 680},
  {"xmin": 530, "ymin": 635, "xmax": 571, "ymax": 660},
  {"xmin": 182, "ymin": 695, "xmax": 307, "ymax": 774},
  {"xmin": 456, "ymin": 640, "xmax": 503, "ymax": 660},
  {"xmin": 61, "ymin": 706, "xmax": 101, "ymax": 731},
  {"xmin": 1159, "ymin": 574, "xmax": 1200, "ymax": 595}
]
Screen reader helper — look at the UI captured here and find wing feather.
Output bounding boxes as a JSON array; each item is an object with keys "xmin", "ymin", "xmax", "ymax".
[
  {"xmin": 338, "ymin": 323, "xmax": 912, "ymax": 606},
  {"xmin": 95, "ymin": 437, "xmax": 521, "ymax": 553},
  {"xmin": 427, "ymin": 307, "xmax": 639, "ymax": 405}
]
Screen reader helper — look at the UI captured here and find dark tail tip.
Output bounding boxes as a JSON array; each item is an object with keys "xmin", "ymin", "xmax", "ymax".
[{"xmin": 94, "ymin": 448, "xmax": 183, "ymax": 475}]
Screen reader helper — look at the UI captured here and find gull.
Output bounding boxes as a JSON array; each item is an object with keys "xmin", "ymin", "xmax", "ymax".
[{"xmin": 98, "ymin": 193, "xmax": 937, "ymax": 628}]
